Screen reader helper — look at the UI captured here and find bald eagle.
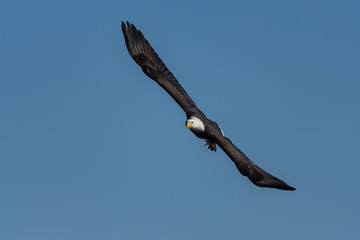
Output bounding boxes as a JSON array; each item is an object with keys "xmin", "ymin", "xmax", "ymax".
[{"xmin": 121, "ymin": 21, "xmax": 295, "ymax": 191}]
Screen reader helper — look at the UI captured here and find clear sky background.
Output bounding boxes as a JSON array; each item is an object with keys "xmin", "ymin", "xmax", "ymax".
[{"xmin": 1, "ymin": 0, "xmax": 359, "ymax": 239}]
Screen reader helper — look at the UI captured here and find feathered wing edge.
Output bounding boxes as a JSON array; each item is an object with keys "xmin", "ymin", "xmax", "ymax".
[
  {"xmin": 212, "ymin": 134, "xmax": 296, "ymax": 191},
  {"xmin": 121, "ymin": 21, "xmax": 200, "ymax": 115},
  {"xmin": 121, "ymin": 21, "xmax": 169, "ymax": 80}
]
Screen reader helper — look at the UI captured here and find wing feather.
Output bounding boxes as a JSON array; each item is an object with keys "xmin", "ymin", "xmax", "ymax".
[
  {"xmin": 209, "ymin": 131, "xmax": 295, "ymax": 191},
  {"xmin": 121, "ymin": 21, "xmax": 201, "ymax": 116}
]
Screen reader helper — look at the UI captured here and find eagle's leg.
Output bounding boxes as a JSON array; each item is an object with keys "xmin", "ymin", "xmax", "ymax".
[{"xmin": 205, "ymin": 139, "xmax": 217, "ymax": 152}]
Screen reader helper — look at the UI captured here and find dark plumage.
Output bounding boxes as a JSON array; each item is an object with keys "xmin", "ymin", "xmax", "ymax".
[{"xmin": 121, "ymin": 21, "xmax": 295, "ymax": 191}]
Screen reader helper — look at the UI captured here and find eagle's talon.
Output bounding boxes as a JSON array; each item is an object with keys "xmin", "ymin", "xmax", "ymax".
[{"xmin": 203, "ymin": 139, "xmax": 216, "ymax": 152}]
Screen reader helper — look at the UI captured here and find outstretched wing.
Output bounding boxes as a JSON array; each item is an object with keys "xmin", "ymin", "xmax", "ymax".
[
  {"xmin": 209, "ymin": 129, "xmax": 295, "ymax": 190},
  {"xmin": 121, "ymin": 21, "xmax": 201, "ymax": 116}
]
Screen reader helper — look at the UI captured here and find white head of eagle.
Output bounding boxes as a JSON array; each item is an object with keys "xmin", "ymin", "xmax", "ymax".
[
  {"xmin": 186, "ymin": 116, "xmax": 205, "ymax": 133},
  {"xmin": 186, "ymin": 116, "xmax": 220, "ymax": 151}
]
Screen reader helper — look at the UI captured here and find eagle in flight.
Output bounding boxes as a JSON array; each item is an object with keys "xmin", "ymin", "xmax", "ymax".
[{"xmin": 121, "ymin": 21, "xmax": 295, "ymax": 191}]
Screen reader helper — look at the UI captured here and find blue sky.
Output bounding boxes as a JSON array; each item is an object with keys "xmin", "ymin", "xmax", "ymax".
[{"xmin": 1, "ymin": 0, "xmax": 359, "ymax": 239}]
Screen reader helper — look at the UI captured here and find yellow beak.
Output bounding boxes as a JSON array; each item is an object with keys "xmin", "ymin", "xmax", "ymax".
[{"xmin": 186, "ymin": 122, "xmax": 192, "ymax": 128}]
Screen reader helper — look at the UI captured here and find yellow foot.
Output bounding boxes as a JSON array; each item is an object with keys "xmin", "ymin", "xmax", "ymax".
[{"xmin": 204, "ymin": 142, "xmax": 216, "ymax": 152}]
